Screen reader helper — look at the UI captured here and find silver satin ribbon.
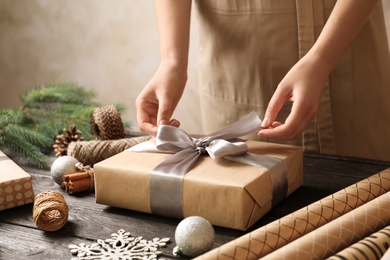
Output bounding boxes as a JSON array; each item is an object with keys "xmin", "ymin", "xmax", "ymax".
[{"xmin": 132, "ymin": 112, "xmax": 288, "ymax": 218}]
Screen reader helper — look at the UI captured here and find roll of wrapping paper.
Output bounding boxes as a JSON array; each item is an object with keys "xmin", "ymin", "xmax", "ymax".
[
  {"xmin": 262, "ymin": 192, "xmax": 390, "ymax": 259},
  {"xmin": 327, "ymin": 225, "xmax": 390, "ymax": 260},
  {"xmin": 197, "ymin": 168, "xmax": 390, "ymax": 260}
]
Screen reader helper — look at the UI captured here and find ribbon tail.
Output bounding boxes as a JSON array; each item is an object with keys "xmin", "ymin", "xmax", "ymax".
[
  {"xmin": 150, "ymin": 149, "xmax": 201, "ymax": 218},
  {"xmin": 207, "ymin": 111, "xmax": 263, "ymax": 140}
]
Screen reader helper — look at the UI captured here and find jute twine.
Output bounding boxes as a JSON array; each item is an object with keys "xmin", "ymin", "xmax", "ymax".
[
  {"xmin": 67, "ymin": 135, "xmax": 151, "ymax": 166},
  {"xmin": 90, "ymin": 105, "xmax": 125, "ymax": 140},
  {"xmin": 33, "ymin": 190, "xmax": 69, "ymax": 232},
  {"xmin": 75, "ymin": 162, "xmax": 95, "ymax": 190}
]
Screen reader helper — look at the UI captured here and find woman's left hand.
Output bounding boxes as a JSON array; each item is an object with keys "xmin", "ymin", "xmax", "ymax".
[{"xmin": 258, "ymin": 53, "xmax": 328, "ymax": 140}]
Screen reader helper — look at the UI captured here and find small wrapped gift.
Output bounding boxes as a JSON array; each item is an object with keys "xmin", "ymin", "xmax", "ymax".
[
  {"xmin": 94, "ymin": 113, "xmax": 303, "ymax": 230},
  {"xmin": 0, "ymin": 151, "xmax": 35, "ymax": 210}
]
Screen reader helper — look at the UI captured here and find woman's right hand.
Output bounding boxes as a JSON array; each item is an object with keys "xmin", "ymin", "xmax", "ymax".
[
  {"xmin": 136, "ymin": 0, "xmax": 192, "ymax": 136},
  {"xmin": 135, "ymin": 62, "xmax": 187, "ymax": 136}
]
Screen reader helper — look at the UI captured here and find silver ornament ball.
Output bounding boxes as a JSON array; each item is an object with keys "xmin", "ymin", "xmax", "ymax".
[
  {"xmin": 50, "ymin": 156, "xmax": 79, "ymax": 185},
  {"xmin": 174, "ymin": 216, "xmax": 215, "ymax": 257}
]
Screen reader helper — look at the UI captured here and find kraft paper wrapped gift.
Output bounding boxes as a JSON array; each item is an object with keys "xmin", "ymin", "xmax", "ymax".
[
  {"xmin": 0, "ymin": 151, "xmax": 35, "ymax": 211},
  {"xmin": 94, "ymin": 139, "xmax": 303, "ymax": 230},
  {"xmin": 94, "ymin": 112, "xmax": 303, "ymax": 230}
]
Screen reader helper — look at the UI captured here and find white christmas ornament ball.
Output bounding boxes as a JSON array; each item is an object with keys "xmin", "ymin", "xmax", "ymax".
[
  {"xmin": 173, "ymin": 216, "xmax": 215, "ymax": 257},
  {"xmin": 50, "ymin": 156, "xmax": 79, "ymax": 185}
]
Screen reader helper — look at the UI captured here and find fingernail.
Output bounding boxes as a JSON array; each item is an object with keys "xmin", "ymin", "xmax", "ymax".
[
  {"xmin": 170, "ymin": 119, "xmax": 180, "ymax": 127},
  {"xmin": 159, "ymin": 120, "xmax": 169, "ymax": 126},
  {"xmin": 261, "ymin": 117, "xmax": 269, "ymax": 128}
]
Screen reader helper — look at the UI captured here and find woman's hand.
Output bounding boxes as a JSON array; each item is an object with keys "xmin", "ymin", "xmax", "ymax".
[
  {"xmin": 258, "ymin": 54, "xmax": 328, "ymax": 140},
  {"xmin": 136, "ymin": 0, "xmax": 192, "ymax": 136},
  {"xmin": 136, "ymin": 62, "xmax": 187, "ymax": 136},
  {"xmin": 259, "ymin": 0, "xmax": 377, "ymax": 141}
]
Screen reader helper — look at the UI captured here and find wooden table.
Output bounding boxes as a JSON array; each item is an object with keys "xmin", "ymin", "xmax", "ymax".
[{"xmin": 1, "ymin": 153, "xmax": 390, "ymax": 259}]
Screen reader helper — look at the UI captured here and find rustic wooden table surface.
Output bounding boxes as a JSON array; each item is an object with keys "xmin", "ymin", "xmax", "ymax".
[{"xmin": 1, "ymin": 153, "xmax": 390, "ymax": 260}]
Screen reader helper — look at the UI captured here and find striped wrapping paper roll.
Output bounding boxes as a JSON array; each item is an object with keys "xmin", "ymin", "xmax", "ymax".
[
  {"xmin": 197, "ymin": 168, "xmax": 390, "ymax": 260},
  {"xmin": 262, "ymin": 192, "xmax": 390, "ymax": 259},
  {"xmin": 327, "ymin": 225, "xmax": 390, "ymax": 260}
]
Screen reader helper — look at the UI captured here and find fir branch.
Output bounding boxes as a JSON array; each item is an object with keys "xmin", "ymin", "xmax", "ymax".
[
  {"xmin": 36, "ymin": 121, "xmax": 72, "ymax": 144},
  {"xmin": 6, "ymin": 124, "xmax": 51, "ymax": 149},
  {"xmin": 57, "ymin": 103, "xmax": 97, "ymax": 120},
  {"xmin": 0, "ymin": 109, "xmax": 23, "ymax": 126},
  {"xmin": 0, "ymin": 130, "xmax": 48, "ymax": 169},
  {"xmin": 22, "ymin": 105, "xmax": 95, "ymax": 126},
  {"xmin": 20, "ymin": 82, "xmax": 100, "ymax": 141},
  {"xmin": 20, "ymin": 84, "xmax": 131, "ymax": 141},
  {"xmin": 21, "ymin": 82, "xmax": 95, "ymax": 107},
  {"xmin": 71, "ymin": 122, "xmax": 92, "ymax": 140},
  {"xmin": 113, "ymin": 103, "xmax": 126, "ymax": 114},
  {"xmin": 0, "ymin": 81, "xmax": 131, "ymax": 168}
]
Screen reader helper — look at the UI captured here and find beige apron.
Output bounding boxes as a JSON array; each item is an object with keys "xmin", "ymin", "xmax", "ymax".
[{"xmin": 195, "ymin": 0, "xmax": 390, "ymax": 160}]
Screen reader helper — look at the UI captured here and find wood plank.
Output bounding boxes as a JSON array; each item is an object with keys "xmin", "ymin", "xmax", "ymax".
[
  {"xmin": 0, "ymin": 224, "xmax": 87, "ymax": 259},
  {"xmin": 0, "ymin": 223, "xmax": 180, "ymax": 259}
]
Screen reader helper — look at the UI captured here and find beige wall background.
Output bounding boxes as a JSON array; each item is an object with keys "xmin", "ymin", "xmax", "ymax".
[
  {"xmin": 0, "ymin": 1, "xmax": 389, "ymax": 134},
  {"xmin": 0, "ymin": 0, "xmax": 201, "ymax": 133}
]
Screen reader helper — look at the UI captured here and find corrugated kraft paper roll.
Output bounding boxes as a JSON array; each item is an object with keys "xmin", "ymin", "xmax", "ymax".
[
  {"xmin": 327, "ymin": 225, "xmax": 390, "ymax": 260},
  {"xmin": 197, "ymin": 168, "xmax": 390, "ymax": 260},
  {"xmin": 263, "ymin": 192, "xmax": 390, "ymax": 259}
]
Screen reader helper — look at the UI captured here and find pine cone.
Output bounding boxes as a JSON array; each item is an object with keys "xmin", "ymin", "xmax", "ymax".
[{"xmin": 53, "ymin": 125, "xmax": 84, "ymax": 157}]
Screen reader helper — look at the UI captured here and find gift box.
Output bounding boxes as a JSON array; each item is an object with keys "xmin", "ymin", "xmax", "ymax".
[
  {"xmin": 94, "ymin": 139, "xmax": 303, "ymax": 230},
  {"xmin": 0, "ymin": 151, "xmax": 35, "ymax": 211},
  {"xmin": 94, "ymin": 112, "xmax": 303, "ymax": 230}
]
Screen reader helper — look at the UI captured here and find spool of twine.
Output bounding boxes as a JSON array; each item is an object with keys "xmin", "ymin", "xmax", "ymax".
[
  {"xmin": 33, "ymin": 190, "xmax": 69, "ymax": 232},
  {"xmin": 67, "ymin": 135, "xmax": 151, "ymax": 166},
  {"xmin": 90, "ymin": 105, "xmax": 125, "ymax": 140}
]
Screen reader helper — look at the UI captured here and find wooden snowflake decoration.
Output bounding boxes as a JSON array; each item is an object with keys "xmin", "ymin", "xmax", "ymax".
[{"xmin": 68, "ymin": 229, "xmax": 171, "ymax": 260}]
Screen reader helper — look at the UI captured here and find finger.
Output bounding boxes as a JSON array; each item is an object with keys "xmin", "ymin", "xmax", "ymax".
[
  {"xmin": 261, "ymin": 85, "xmax": 291, "ymax": 128},
  {"xmin": 259, "ymin": 100, "xmax": 313, "ymax": 140},
  {"xmin": 169, "ymin": 119, "xmax": 181, "ymax": 127},
  {"xmin": 136, "ymin": 99, "xmax": 159, "ymax": 136},
  {"xmin": 271, "ymin": 121, "xmax": 282, "ymax": 128},
  {"xmin": 260, "ymin": 121, "xmax": 281, "ymax": 129},
  {"xmin": 139, "ymin": 123, "xmax": 158, "ymax": 136},
  {"xmin": 138, "ymin": 119, "xmax": 180, "ymax": 136},
  {"xmin": 157, "ymin": 100, "xmax": 174, "ymax": 126},
  {"xmin": 137, "ymin": 108, "xmax": 158, "ymax": 136},
  {"xmin": 258, "ymin": 124, "xmax": 291, "ymax": 139}
]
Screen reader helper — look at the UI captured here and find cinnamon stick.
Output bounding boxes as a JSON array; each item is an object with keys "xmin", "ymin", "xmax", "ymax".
[{"xmin": 62, "ymin": 171, "xmax": 93, "ymax": 194}]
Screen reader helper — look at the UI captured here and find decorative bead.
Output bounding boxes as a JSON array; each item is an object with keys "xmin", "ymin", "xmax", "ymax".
[
  {"xmin": 50, "ymin": 156, "xmax": 79, "ymax": 185},
  {"xmin": 173, "ymin": 216, "xmax": 215, "ymax": 257}
]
